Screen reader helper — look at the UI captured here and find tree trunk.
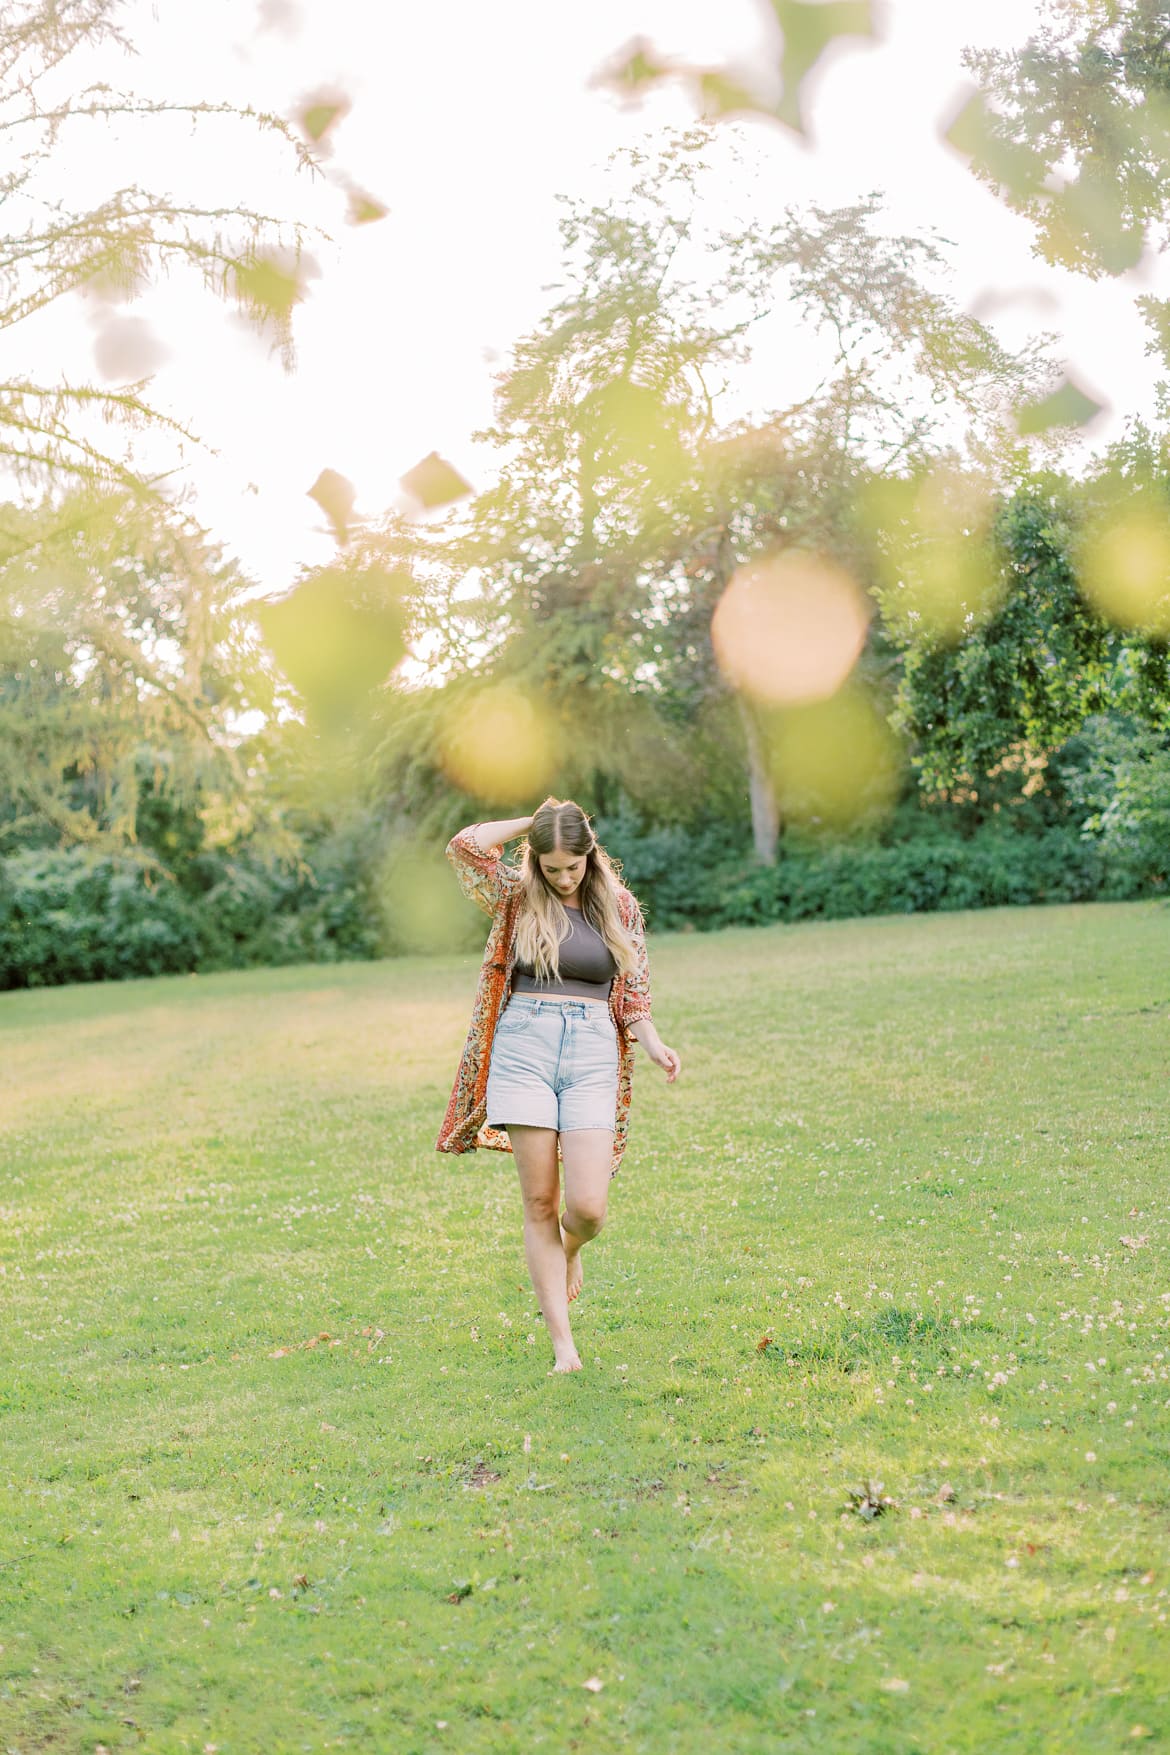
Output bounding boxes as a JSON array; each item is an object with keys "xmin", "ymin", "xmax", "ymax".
[
  {"xmin": 713, "ymin": 528, "xmax": 780, "ymax": 865},
  {"xmin": 736, "ymin": 694, "xmax": 779, "ymax": 865}
]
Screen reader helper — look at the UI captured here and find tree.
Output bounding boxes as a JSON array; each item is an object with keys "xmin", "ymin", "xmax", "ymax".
[
  {"xmin": 960, "ymin": 0, "xmax": 1170, "ymax": 407},
  {"xmin": 961, "ymin": 0, "xmax": 1170, "ymax": 280},
  {"xmin": 619, "ymin": 188, "xmax": 1048, "ymax": 860},
  {"xmin": 1, "ymin": 0, "xmax": 322, "ymax": 502},
  {"xmin": 0, "ymin": 491, "xmax": 274, "ymax": 856},
  {"xmin": 882, "ymin": 454, "xmax": 1170, "ymax": 810},
  {"xmin": 372, "ymin": 138, "xmax": 1051, "ymax": 863},
  {"xmin": 0, "ymin": 1, "xmax": 390, "ymax": 877}
]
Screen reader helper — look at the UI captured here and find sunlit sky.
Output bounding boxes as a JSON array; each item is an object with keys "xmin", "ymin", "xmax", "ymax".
[{"xmin": 22, "ymin": 0, "xmax": 1170, "ymax": 591}]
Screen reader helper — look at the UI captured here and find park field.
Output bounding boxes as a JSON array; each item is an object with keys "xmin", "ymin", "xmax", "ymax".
[{"xmin": 2, "ymin": 900, "xmax": 1169, "ymax": 1753}]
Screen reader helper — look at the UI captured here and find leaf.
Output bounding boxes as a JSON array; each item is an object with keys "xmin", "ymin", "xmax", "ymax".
[
  {"xmin": 770, "ymin": 0, "xmax": 877, "ymax": 136},
  {"xmin": 232, "ymin": 250, "xmax": 319, "ymax": 361},
  {"xmin": 346, "ymin": 187, "xmax": 389, "ymax": 226},
  {"xmin": 846, "ymin": 1477, "xmax": 894, "ymax": 1519},
  {"xmin": 943, "ymin": 89, "xmax": 1049, "ymax": 201},
  {"xmin": 600, "ymin": 12, "xmax": 873, "ymax": 134},
  {"xmin": 1015, "ymin": 377, "xmax": 1104, "ymax": 435},
  {"xmin": 400, "ymin": 451, "xmax": 472, "ymax": 510},
  {"xmin": 598, "ymin": 36, "xmax": 671, "ymax": 95},
  {"xmin": 697, "ymin": 70, "xmax": 765, "ymax": 119},
  {"xmin": 1048, "ymin": 175, "xmax": 1145, "ymax": 275},
  {"xmin": 233, "ymin": 253, "xmax": 307, "ymax": 324},
  {"xmin": 296, "ymin": 87, "xmax": 351, "ymax": 146},
  {"xmin": 307, "ymin": 468, "xmax": 357, "ymax": 544},
  {"xmin": 92, "ymin": 315, "xmax": 170, "ymax": 383}
]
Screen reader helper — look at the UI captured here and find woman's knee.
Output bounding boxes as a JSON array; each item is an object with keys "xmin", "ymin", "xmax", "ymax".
[
  {"xmin": 563, "ymin": 1198, "xmax": 607, "ymax": 1239},
  {"xmin": 521, "ymin": 1187, "xmax": 560, "ymax": 1225}
]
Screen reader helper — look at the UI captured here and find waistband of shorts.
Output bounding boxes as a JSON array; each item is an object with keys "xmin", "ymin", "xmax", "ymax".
[{"xmin": 505, "ymin": 992, "xmax": 610, "ymax": 1008}]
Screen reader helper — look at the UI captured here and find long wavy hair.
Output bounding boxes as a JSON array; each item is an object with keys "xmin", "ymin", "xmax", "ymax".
[{"xmin": 514, "ymin": 797, "xmax": 639, "ymax": 980}]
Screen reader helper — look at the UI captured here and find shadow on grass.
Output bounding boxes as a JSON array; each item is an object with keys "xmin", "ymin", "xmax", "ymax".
[{"xmin": 766, "ymin": 1304, "xmax": 997, "ymax": 1375}]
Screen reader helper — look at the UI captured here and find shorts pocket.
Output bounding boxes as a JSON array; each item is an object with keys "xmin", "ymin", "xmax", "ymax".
[{"xmin": 495, "ymin": 1006, "xmax": 535, "ymax": 1035}]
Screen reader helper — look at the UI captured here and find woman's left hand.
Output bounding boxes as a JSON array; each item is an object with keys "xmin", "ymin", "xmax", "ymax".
[
  {"xmin": 648, "ymin": 1041, "xmax": 681, "ymax": 1083},
  {"xmin": 628, "ymin": 1019, "xmax": 681, "ymax": 1083}
]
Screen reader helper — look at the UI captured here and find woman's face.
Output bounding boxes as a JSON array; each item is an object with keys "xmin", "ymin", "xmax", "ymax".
[{"xmin": 538, "ymin": 848, "xmax": 588, "ymax": 899}]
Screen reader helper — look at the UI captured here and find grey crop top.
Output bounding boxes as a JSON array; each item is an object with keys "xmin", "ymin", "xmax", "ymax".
[{"xmin": 512, "ymin": 906, "xmax": 618, "ymax": 1001}]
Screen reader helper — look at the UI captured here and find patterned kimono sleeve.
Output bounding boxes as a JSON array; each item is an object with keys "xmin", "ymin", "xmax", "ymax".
[
  {"xmin": 445, "ymin": 825, "xmax": 515, "ymax": 917},
  {"xmin": 622, "ymin": 891, "xmax": 653, "ymax": 1024}
]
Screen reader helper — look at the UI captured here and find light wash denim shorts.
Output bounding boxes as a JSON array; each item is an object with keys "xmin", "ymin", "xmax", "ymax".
[{"xmin": 486, "ymin": 993, "xmax": 619, "ymax": 1134}]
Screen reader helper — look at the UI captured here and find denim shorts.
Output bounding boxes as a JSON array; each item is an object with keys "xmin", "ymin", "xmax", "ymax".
[{"xmin": 486, "ymin": 993, "xmax": 619, "ymax": 1134}]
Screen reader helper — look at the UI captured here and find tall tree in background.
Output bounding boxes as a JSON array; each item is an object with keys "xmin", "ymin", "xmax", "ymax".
[
  {"xmin": 0, "ymin": 0, "xmax": 344, "ymax": 865},
  {"xmin": 649, "ymin": 192, "xmax": 1049, "ymax": 860},
  {"xmin": 386, "ymin": 138, "xmax": 1050, "ymax": 862},
  {"xmin": 0, "ymin": 493, "xmax": 275, "ymax": 857},
  {"xmin": 371, "ymin": 136, "xmax": 747, "ymax": 835}
]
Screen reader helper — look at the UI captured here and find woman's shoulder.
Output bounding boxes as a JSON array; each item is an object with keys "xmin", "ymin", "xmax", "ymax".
[
  {"xmin": 615, "ymin": 884, "xmax": 643, "ymax": 924},
  {"xmin": 445, "ymin": 826, "xmax": 524, "ymax": 915}
]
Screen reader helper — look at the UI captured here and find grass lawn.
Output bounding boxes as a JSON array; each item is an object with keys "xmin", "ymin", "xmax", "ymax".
[{"xmin": 2, "ymin": 899, "xmax": 1169, "ymax": 1754}]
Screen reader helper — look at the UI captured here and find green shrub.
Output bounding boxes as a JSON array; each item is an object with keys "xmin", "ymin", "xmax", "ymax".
[
  {"xmin": 597, "ymin": 813, "xmax": 1140, "ymax": 934},
  {"xmin": 4, "ymin": 787, "xmax": 1162, "ymax": 991},
  {"xmin": 0, "ymin": 848, "xmax": 205, "ymax": 988},
  {"xmin": 1058, "ymin": 714, "xmax": 1170, "ymax": 890},
  {"xmin": 0, "ymin": 838, "xmax": 382, "ymax": 991}
]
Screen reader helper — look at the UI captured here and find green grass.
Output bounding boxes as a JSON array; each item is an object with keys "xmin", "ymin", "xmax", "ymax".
[{"xmin": 2, "ymin": 900, "xmax": 1169, "ymax": 1754}]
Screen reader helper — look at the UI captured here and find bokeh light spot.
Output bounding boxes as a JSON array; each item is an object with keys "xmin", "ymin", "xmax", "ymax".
[
  {"xmin": 863, "ymin": 467, "xmax": 1002, "ymax": 641},
  {"xmin": 1080, "ymin": 501, "xmax": 1170, "ymax": 635},
  {"xmin": 378, "ymin": 846, "xmax": 471, "ymax": 953},
  {"xmin": 438, "ymin": 684, "xmax": 558, "ymax": 803},
  {"xmin": 257, "ymin": 567, "xmax": 407, "ymax": 726},
  {"xmin": 711, "ymin": 549, "xmax": 869, "ymax": 705},
  {"xmin": 766, "ymin": 686, "xmax": 902, "ymax": 829}
]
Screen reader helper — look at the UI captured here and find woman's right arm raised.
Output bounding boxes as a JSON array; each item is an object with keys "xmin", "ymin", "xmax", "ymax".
[
  {"xmin": 446, "ymin": 814, "xmax": 534, "ymax": 916},
  {"xmin": 469, "ymin": 816, "xmax": 534, "ymax": 855}
]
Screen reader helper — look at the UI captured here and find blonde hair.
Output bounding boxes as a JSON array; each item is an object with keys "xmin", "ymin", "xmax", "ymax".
[{"xmin": 514, "ymin": 797, "xmax": 639, "ymax": 980}]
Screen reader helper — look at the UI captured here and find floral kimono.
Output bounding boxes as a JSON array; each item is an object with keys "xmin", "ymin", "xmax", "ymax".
[{"xmin": 435, "ymin": 825, "xmax": 654, "ymax": 1178}]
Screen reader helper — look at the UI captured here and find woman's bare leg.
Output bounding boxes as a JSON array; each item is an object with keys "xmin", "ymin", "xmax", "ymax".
[
  {"xmin": 508, "ymin": 1124, "xmax": 580, "ymax": 1372},
  {"xmin": 559, "ymin": 1130, "xmax": 613, "ymax": 1305}
]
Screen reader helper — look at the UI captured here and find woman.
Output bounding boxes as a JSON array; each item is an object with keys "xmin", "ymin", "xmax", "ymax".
[{"xmin": 437, "ymin": 798, "xmax": 680, "ymax": 1373}]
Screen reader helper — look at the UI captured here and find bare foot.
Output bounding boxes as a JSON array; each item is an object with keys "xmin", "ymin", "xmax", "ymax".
[
  {"xmin": 560, "ymin": 1221, "xmax": 584, "ymax": 1303},
  {"xmin": 552, "ymin": 1343, "xmax": 582, "ymax": 1373}
]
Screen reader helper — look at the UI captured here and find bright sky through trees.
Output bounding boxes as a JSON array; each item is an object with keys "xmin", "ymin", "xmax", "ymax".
[{"xmin": 23, "ymin": 0, "xmax": 1169, "ymax": 590}]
